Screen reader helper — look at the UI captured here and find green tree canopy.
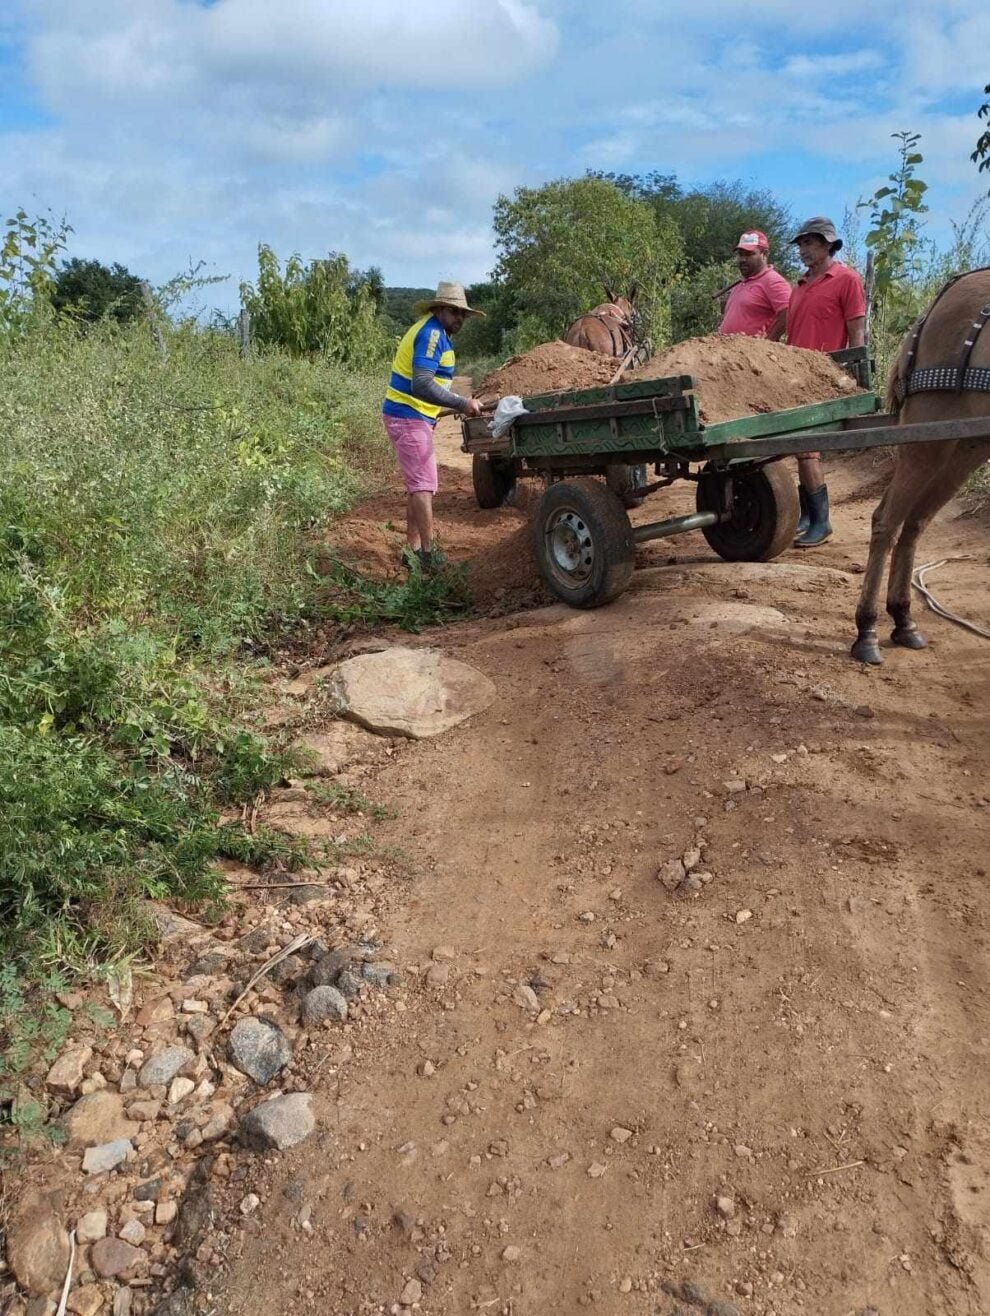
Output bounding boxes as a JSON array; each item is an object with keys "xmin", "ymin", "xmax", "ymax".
[
  {"xmin": 591, "ymin": 171, "xmax": 797, "ymax": 274},
  {"xmin": 51, "ymin": 257, "xmax": 144, "ymax": 324},
  {"xmin": 492, "ymin": 176, "xmax": 684, "ymax": 348},
  {"xmin": 240, "ymin": 246, "xmax": 393, "ymax": 364}
]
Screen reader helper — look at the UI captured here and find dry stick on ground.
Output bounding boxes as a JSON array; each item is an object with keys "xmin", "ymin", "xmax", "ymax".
[
  {"xmin": 217, "ymin": 931, "xmax": 315, "ymax": 1029},
  {"xmin": 807, "ymin": 1160, "xmax": 865, "ymax": 1177}
]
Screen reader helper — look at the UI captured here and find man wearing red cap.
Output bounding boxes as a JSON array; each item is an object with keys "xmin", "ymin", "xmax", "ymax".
[{"xmin": 718, "ymin": 231, "xmax": 791, "ymax": 341}]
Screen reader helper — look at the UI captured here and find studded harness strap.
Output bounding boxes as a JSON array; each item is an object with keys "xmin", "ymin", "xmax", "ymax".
[{"xmin": 899, "ymin": 265, "xmax": 990, "ymax": 399}]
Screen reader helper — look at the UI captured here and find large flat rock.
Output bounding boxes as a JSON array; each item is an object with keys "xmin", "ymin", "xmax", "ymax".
[{"xmin": 328, "ymin": 646, "xmax": 495, "ymax": 739}]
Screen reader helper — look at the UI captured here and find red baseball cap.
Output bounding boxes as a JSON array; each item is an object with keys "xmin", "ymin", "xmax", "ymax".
[{"xmin": 735, "ymin": 230, "xmax": 769, "ymax": 252}]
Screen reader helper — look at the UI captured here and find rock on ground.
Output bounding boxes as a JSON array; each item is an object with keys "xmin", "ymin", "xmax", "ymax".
[
  {"xmin": 328, "ymin": 646, "xmax": 496, "ymax": 739},
  {"xmin": 6, "ymin": 1192, "xmax": 70, "ymax": 1296},
  {"xmin": 91, "ymin": 1237, "xmax": 147, "ymax": 1280},
  {"xmin": 82, "ymin": 1139, "xmax": 133, "ymax": 1175},
  {"xmin": 292, "ymin": 722, "xmax": 382, "ymax": 775},
  {"xmin": 300, "ymin": 986, "xmax": 348, "ymax": 1026},
  {"xmin": 227, "ymin": 1017, "xmax": 292, "ymax": 1085},
  {"xmin": 138, "ymin": 1046, "xmax": 194, "ymax": 1090},
  {"xmin": 45, "ymin": 1043, "xmax": 93, "ymax": 1095},
  {"xmin": 61, "ymin": 1092, "xmax": 138, "ymax": 1149},
  {"xmin": 239, "ymin": 1094, "xmax": 316, "ymax": 1151}
]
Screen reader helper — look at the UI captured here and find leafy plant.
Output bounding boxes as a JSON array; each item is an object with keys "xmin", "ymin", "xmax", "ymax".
[
  {"xmin": 241, "ymin": 245, "xmax": 394, "ymax": 364},
  {"xmin": 859, "ymin": 132, "xmax": 929, "ymax": 300},
  {"xmin": 0, "ymin": 209, "xmax": 71, "ymax": 337},
  {"xmin": 972, "ymin": 82, "xmax": 990, "ymax": 190},
  {"xmin": 305, "ymin": 781, "xmax": 394, "ymax": 821},
  {"xmin": 318, "ymin": 558, "xmax": 473, "ymax": 632}
]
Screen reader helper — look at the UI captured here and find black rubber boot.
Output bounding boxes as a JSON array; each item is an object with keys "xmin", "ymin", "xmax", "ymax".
[
  {"xmin": 795, "ymin": 485, "xmax": 811, "ymax": 538},
  {"xmin": 419, "ymin": 543, "xmax": 448, "ymax": 574},
  {"xmin": 793, "ymin": 484, "xmax": 832, "ymax": 547}
]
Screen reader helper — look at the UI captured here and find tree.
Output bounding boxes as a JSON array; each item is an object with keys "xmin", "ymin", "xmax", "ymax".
[
  {"xmin": 492, "ymin": 176, "xmax": 683, "ymax": 348},
  {"xmin": 591, "ymin": 171, "xmax": 797, "ymax": 275},
  {"xmin": 51, "ymin": 258, "xmax": 144, "ymax": 324},
  {"xmin": 973, "ymin": 83, "xmax": 990, "ymax": 191},
  {"xmin": 240, "ymin": 246, "xmax": 393, "ymax": 364}
]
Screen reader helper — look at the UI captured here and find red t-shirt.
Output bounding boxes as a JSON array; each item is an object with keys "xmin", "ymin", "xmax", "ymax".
[
  {"xmin": 718, "ymin": 268, "xmax": 791, "ymax": 338},
  {"xmin": 786, "ymin": 262, "xmax": 866, "ymax": 351}
]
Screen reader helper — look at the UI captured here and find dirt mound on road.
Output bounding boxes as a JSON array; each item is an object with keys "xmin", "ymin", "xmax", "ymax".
[
  {"xmin": 478, "ymin": 341, "xmax": 618, "ymax": 399},
  {"xmin": 324, "ymin": 468, "xmax": 547, "ymax": 614},
  {"xmin": 628, "ymin": 333, "xmax": 861, "ymax": 423}
]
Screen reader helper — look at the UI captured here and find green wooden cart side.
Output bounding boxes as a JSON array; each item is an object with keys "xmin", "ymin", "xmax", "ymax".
[{"xmin": 462, "ymin": 377, "xmax": 882, "ymax": 463}]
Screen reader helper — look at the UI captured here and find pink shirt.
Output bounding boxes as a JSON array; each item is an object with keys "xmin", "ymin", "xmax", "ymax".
[
  {"xmin": 787, "ymin": 262, "xmax": 866, "ymax": 352},
  {"xmin": 719, "ymin": 268, "xmax": 791, "ymax": 338}
]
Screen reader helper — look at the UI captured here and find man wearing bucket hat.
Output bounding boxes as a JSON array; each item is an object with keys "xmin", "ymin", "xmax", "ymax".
[
  {"xmin": 383, "ymin": 282, "xmax": 485, "ymax": 571},
  {"xmin": 785, "ymin": 217, "xmax": 866, "ymax": 547},
  {"xmin": 718, "ymin": 230, "xmax": 791, "ymax": 340}
]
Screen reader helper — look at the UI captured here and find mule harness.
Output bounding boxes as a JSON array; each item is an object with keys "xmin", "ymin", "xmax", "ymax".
[{"xmin": 899, "ymin": 265, "xmax": 990, "ymax": 397}]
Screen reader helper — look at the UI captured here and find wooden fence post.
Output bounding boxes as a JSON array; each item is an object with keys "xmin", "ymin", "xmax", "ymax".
[
  {"xmin": 238, "ymin": 307, "xmax": 252, "ymax": 357},
  {"xmin": 863, "ymin": 250, "xmax": 875, "ymax": 351}
]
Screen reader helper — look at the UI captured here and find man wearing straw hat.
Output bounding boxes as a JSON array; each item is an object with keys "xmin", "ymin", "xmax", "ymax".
[{"xmin": 383, "ymin": 281, "xmax": 485, "ymax": 571}]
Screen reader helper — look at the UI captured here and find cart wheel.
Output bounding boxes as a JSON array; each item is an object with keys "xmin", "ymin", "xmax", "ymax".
[
  {"xmin": 606, "ymin": 463, "xmax": 647, "ymax": 509},
  {"xmin": 472, "ymin": 454, "xmax": 516, "ymax": 509},
  {"xmin": 696, "ymin": 461, "xmax": 800, "ymax": 562},
  {"xmin": 532, "ymin": 480, "xmax": 634, "ymax": 608}
]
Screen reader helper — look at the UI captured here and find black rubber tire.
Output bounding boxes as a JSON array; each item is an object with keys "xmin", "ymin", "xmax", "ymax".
[
  {"xmin": 696, "ymin": 461, "xmax": 800, "ymax": 562},
  {"xmin": 472, "ymin": 454, "xmax": 516, "ymax": 509},
  {"xmin": 532, "ymin": 480, "xmax": 634, "ymax": 608},
  {"xmin": 605, "ymin": 463, "xmax": 647, "ymax": 509}
]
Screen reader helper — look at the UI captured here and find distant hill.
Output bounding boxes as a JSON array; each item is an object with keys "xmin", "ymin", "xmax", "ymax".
[{"xmin": 383, "ymin": 287, "xmax": 432, "ymax": 333}]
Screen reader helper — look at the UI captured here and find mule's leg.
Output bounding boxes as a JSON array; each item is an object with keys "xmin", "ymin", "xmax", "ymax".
[
  {"xmin": 886, "ymin": 439, "xmax": 990, "ymax": 648},
  {"xmin": 852, "ymin": 462, "xmax": 916, "ymax": 664}
]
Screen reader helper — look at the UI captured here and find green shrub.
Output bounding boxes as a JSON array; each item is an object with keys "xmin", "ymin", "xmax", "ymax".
[{"xmin": 0, "ymin": 315, "xmax": 387, "ymax": 991}]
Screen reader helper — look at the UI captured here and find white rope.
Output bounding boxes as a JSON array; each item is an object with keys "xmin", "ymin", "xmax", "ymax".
[
  {"xmin": 911, "ymin": 554, "xmax": 990, "ymax": 638},
  {"xmin": 55, "ymin": 1230, "xmax": 76, "ymax": 1316}
]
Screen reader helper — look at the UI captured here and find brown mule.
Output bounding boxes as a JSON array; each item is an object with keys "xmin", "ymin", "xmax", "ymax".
[
  {"xmin": 851, "ymin": 267, "xmax": 990, "ymax": 664},
  {"xmin": 564, "ymin": 284, "xmax": 638, "ymax": 359}
]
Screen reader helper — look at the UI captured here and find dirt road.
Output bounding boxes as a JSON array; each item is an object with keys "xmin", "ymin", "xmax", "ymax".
[{"xmin": 216, "ymin": 427, "xmax": 990, "ymax": 1316}]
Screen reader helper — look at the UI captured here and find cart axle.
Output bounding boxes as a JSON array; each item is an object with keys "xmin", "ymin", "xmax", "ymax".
[{"xmin": 631, "ymin": 511, "xmax": 719, "ymax": 544}]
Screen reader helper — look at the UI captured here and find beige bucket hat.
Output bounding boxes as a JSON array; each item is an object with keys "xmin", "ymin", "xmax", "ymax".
[{"xmin": 414, "ymin": 281, "xmax": 485, "ymax": 317}]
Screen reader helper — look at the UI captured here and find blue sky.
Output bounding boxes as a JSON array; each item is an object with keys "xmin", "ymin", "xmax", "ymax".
[{"xmin": 1, "ymin": 1, "xmax": 987, "ymax": 315}]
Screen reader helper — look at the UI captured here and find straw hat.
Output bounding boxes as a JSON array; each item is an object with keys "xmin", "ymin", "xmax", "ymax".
[{"xmin": 414, "ymin": 281, "xmax": 485, "ymax": 317}]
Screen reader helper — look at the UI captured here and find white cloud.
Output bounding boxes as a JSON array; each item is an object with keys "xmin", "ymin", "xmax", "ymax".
[{"xmin": 782, "ymin": 50, "xmax": 883, "ymax": 79}]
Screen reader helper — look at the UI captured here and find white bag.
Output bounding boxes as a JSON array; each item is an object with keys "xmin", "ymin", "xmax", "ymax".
[{"xmin": 489, "ymin": 395, "xmax": 528, "ymax": 439}]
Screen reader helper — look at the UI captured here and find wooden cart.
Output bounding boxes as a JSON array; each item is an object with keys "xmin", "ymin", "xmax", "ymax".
[{"xmin": 461, "ymin": 348, "xmax": 986, "ymax": 608}]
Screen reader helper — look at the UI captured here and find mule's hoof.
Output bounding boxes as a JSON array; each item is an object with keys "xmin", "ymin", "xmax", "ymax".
[
  {"xmin": 891, "ymin": 626, "xmax": 927, "ymax": 650},
  {"xmin": 851, "ymin": 637, "xmax": 883, "ymax": 665}
]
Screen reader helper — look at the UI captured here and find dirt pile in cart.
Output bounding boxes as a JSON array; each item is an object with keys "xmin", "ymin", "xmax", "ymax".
[
  {"xmin": 627, "ymin": 333, "xmax": 861, "ymax": 423},
  {"xmin": 477, "ymin": 341, "xmax": 618, "ymax": 398}
]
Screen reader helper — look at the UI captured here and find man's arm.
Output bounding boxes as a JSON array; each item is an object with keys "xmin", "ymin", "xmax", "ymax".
[
  {"xmin": 411, "ymin": 366, "xmax": 474, "ymax": 411},
  {"xmin": 767, "ymin": 309, "xmax": 787, "ymax": 342},
  {"xmin": 845, "ymin": 317, "xmax": 866, "ymax": 348}
]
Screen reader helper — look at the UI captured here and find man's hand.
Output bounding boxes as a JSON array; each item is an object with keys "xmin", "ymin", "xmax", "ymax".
[{"xmin": 462, "ymin": 397, "xmax": 483, "ymax": 417}]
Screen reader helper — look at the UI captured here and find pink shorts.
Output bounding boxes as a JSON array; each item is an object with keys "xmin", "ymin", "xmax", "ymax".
[{"xmin": 382, "ymin": 415, "xmax": 438, "ymax": 494}]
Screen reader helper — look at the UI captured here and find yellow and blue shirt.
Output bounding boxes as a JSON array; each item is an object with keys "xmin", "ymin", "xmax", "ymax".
[{"xmin": 383, "ymin": 314, "xmax": 456, "ymax": 424}]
